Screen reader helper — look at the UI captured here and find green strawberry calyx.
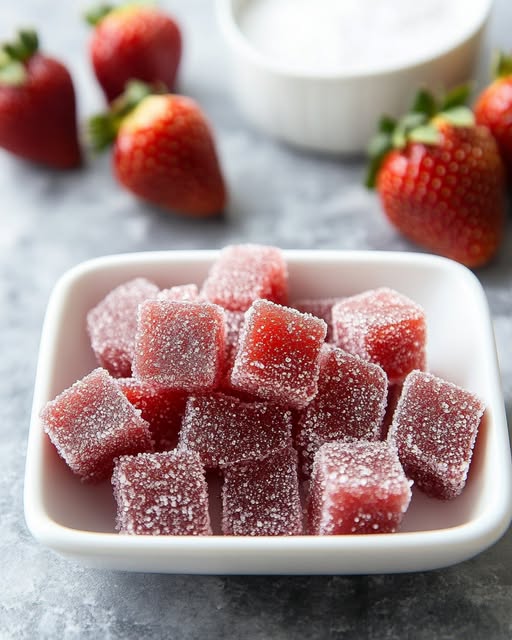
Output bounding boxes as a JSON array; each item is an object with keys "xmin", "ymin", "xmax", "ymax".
[
  {"xmin": 0, "ymin": 30, "xmax": 39, "ymax": 86},
  {"xmin": 85, "ymin": 1, "xmax": 155, "ymax": 25},
  {"xmin": 88, "ymin": 80, "xmax": 162, "ymax": 150},
  {"xmin": 365, "ymin": 86, "xmax": 475, "ymax": 189},
  {"xmin": 492, "ymin": 51, "xmax": 512, "ymax": 79}
]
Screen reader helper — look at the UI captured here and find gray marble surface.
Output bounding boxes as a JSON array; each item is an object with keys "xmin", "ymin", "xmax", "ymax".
[{"xmin": 1, "ymin": 1, "xmax": 511, "ymax": 638}]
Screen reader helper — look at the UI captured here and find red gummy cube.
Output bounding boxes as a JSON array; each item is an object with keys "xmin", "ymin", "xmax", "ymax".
[
  {"xmin": 157, "ymin": 284, "xmax": 200, "ymax": 302},
  {"xmin": 332, "ymin": 287, "xmax": 427, "ymax": 384},
  {"xmin": 178, "ymin": 393, "xmax": 293, "ymax": 469},
  {"xmin": 388, "ymin": 370, "xmax": 485, "ymax": 499},
  {"xmin": 308, "ymin": 441, "xmax": 412, "ymax": 535},
  {"xmin": 112, "ymin": 450, "xmax": 212, "ymax": 535},
  {"xmin": 222, "ymin": 447, "xmax": 303, "ymax": 536},
  {"xmin": 201, "ymin": 244, "xmax": 288, "ymax": 311},
  {"xmin": 40, "ymin": 368, "xmax": 153, "ymax": 482},
  {"xmin": 87, "ymin": 277, "xmax": 159, "ymax": 378},
  {"xmin": 132, "ymin": 299, "xmax": 225, "ymax": 391},
  {"xmin": 118, "ymin": 378, "xmax": 188, "ymax": 451},
  {"xmin": 293, "ymin": 297, "xmax": 344, "ymax": 342},
  {"xmin": 295, "ymin": 345, "xmax": 387, "ymax": 477},
  {"xmin": 219, "ymin": 310, "xmax": 245, "ymax": 390},
  {"xmin": 231, "ymin": 299, "xmax": 327, "ymax": 409}
]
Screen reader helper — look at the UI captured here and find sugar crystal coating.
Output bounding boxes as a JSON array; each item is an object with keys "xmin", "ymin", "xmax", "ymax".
[
  {"xmin": 332, "ymin": 287, "xmax": 427, "ymax": 384},
  {"xmin": 178, "ymin": 392, "xmax": 293, "ymax": 469},
  {"xmin": 293, "ymin": 297, "xmax": 345, "ymax": 342},
  {"xmin": 40, "ymin": 368, "xmax": 153, "ymax": 482},
  {"xmin": 222, "ymin": 447, "xmax": 303, "ymax": 536},
  {"xmin": 388, "ymin": 370, "xmax": 485, "ymax": 499},
  {"xmin": 231, "ymin": 299, "xmax": 327, "ymax": 409},
  {"xmin": 132, "ymin": 299, "xmax": 225, "ymax": 391},
  {"xmin": 87, "ymin": 278, "xmax": 159, "ymax": 378},
  {"xmin": 112, "ymin": 450, "xmax": 212, "ymax": 535},
  {"xmin": 157, "ymin": 284, "xmax": 200, "ymax": 302},
  {"xmin": 201, "ymin": 244, "xmax": 288, "ymax": 311},
  {"xmin": 295, "ymin": 345, "xmax": 388, "ymax": 477},
  {"xmin": 118, "ymin": 378, "xmax": 188, "ymax": 451},
  {"xmin": 219, "ymin": 310, "xmax": 245, "ymax": 390},
  {"xmin": 308, "ymin": 441, "xmax": 412, "ymax": 535}
]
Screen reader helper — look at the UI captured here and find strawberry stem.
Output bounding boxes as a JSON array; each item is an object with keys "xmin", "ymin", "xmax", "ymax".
[
  {"xmin": 0, "ymin": 29, "xmax": 39, "ymax": 86},
  {"xmin": 88, "ymin": 80, "xmax": 155, "ymax": 150}
]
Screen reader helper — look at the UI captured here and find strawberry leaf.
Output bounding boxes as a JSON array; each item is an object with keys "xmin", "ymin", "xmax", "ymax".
[
  {"xmin": 411, "ymin": 89, "xmax": 437, "ymax": 117},
  {"xmin": 1, "ymin": 29, "xmax": 38, "ymax": 63},
  {"xmin": 408, "ymin": 124, "xmax": 441, "ymax": 145},
  {"xmin": 365, "ymin": 132, "xmax": 393, "ymax": 189},
  {"xmin": 85, "ymin": 4, "xmax": 114, "ymax": 26},
  {"xmin": 378, "ymin": 115, "xmax": 397, "ymax": 134},
  {"xmin": 493, "ymin": 50, "xmax": 512, "ymax": 79},
  {"xmin": 440, "ymin": 85, "xmax": 471, "ymax": 111},
  {"xmin": 0, "ymin": 60, "xmax": 26, "ymax": 85},
  {"xmin": 440, "ymin": 106, "xmax": 475, "ymax": 127}
]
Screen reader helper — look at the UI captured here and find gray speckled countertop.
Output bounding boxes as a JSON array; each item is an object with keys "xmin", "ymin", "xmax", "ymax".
[{"xmin": 2, "ymin": 1, "xmax": 512, "ymax": 638}]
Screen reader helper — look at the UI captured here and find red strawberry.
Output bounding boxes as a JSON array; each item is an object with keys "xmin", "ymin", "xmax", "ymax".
[
  {"xmin": 366, "ymin": 88, "xmax": 506, "ymax": 268},
  {"xmin": 474, "ymin": 52, "xmax": 512, "ymax": 180},
  {"xmin": 0, "ymin": 30, "xmax": 81, "ymax": 169},
  {"xmin": 86, "ymin": 3, "xmax": 182, "ymax": 103},
  {"xmin": 89, "ymin": 81, "xmax": 227, "ymax": 216}
]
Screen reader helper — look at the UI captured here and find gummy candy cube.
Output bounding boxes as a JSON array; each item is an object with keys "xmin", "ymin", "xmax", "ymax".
[
  {"xmin": 87, "ymin": 277, "xmax": 159, "ymax": 377},
  {"xmin": 178, "ymin": 393, "xmax": 293, "ymax": 469},
  {"xmin": 295, "ymin": 345, "xmax": 387, "ymax": 477},
  {"xmin": 157, "ymin": 284, "xmax": 200, "ymax": 302},
  {"xmin": 332, "ymin": 287, "xmax": 427, "ymax": 384},
  {"xmin": 41, "ymin": 368, "xmax": 153, "ymax": 482},
  {"xmin": 293, "ymin": 297, "xmax": 344, "ymax": 342},
  {"xmin": 219, "ymin": 310, "xmax": 245, "ymax": 390},
  {"xmin": 112, "ymin": 450, "xmax": 212, "ymax": 535},
  {"xmin": 132, "ymin": 299, "xmax": 225, "ymax": 391},
  {"xmin": 388, "ymin": 370, "xmax": 485, "ymax": 500},
  {"xmin": 231, "ymin": 299, "xmax": 327, "ymax": 409},
  {"xmin": 201, "ymin": 244, "xmax": 288, "ymax": 311},
  {"xmin": 118, "ymin": 378, "xmax": 188, "ymax": 451},
  {"xmin": 308, "ymin": 441, "xmax": 412, "ymax": 535},
  {"xmin": 222, "ymin": 447, "xmax": 303, "ymax": 536}
]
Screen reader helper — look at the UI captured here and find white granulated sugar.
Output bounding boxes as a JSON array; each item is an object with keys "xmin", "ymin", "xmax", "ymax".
[{"xmin": 238, "ymin": 0, "xmax": 484, "ymax": 74}]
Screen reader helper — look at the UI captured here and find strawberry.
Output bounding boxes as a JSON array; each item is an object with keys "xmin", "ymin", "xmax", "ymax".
[
  {"xmin": 86, "ymin": 3, "xmax": 182, "ymax": 103},
  {"xmin": 366, "ymin": 88, "xmax": 506, "ymax": 268},
  {"xmin": 0, "ymin": 30, "xmax": 81, "ymax": 169},
  {"xmin": 89, "ymin": 81, "xmax": 227, "ymax": 216},
  {"xmin": 474, "ymin": 52, "xmax": 512, "ymax": 180}
]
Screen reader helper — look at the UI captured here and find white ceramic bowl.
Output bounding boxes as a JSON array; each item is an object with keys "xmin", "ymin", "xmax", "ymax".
[
  {"xmin": 24, "ymin": 250, "xmax": 511, "ymax": 574},
  {"xmin": 217, "ymin": 0, "xmax": 492, "ymax": 154}
]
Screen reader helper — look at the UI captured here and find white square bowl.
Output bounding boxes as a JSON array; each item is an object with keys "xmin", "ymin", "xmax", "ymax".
[{"xmin": 24, "ymin": 250, "xmax": 512, "ymax": 574}]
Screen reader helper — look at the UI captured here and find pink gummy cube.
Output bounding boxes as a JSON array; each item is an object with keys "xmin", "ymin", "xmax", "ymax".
[
  {"xmin": 178, "ymin": 393, "xmax": 293, "ymax": 469},
  {"xmin": 388, "ymin": 370, "xmax": 485, "ymax": 499},
  {"xmin": 87, "ymin": 277, "xmax": 159, "ymax": 378},
  {"xmin": 293, "ymin": 297, "xmax": 345, "ymax": 342},
  {"xmin": 112, "ymin": 450, "xmax": 212, "ymax": 535},
  {"xmin": 332, "ymin": 287, "xmax": 427, "ymax": 384},
  {"xmin": 118, "ymin": 378, "xmax": 188, "ymax": 451},
  {"xmin": 157, "ymin": 284, "xmax": 200, "ymax": 302},
  {"xmin": 132, "ymin": 299, "xmax": 225, "ymax": 391},
  {"xmin": 295, "ymin": 345, "xmax": 388, "ymax": 477},
  {"xmin": 308, "ymin": 441, "xmax": 412, "ymax": 535},
  {"xmin": 222, "ymin": 447, "xmax": 303, "ymax": 536},
  {"xmin": 231, "ymin": 299, "xmax": 327, "ymax": 409},
  {"xmin": 40, "ymin": 368, "xmax": 153, "ymax": 482},
  {"xmin": 201, "ymin": 244, "xmax": 288, "ymax": 311}
]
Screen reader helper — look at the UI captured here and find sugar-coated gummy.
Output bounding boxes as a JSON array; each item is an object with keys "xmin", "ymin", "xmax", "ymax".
[
  {"xmin": 293, "ymin": 297, "xmax": 345, "ymax": 342},
  {"xmin": 230, "ymin": 299, "xmax": 327, "ymax": 409},
  {"xmin": 332, "ymin": 287, "xmax": 427, "ymax": 384},
  {"xmin": 157, "ymin": 284, "xmax": 200, "ymax": 302},
  {"xmin": 219, "ymin": 310, "xmax": 245, "ymax": 390},
  {"xmin": 178, "ymin": 392, "xmax": 293, "ymax": 469},
  {"xmin": 87, "ymin": 277, "xmax": 160, "ymax": 378},
  {"xmin": 308, "ymin": 441, "xmax": 412, "ymax": 535},
  {"xmin": 40, "ymin": 368, "xmax": 153, "ymax": 482},
  {"xmin": 112, "ymin": 450, "xmax": 212, "ymax": 535},
  {"xmin": 295, "ymin": 345, "xmax": 388, "ymax": 477},
  {"xmin": 201, "ymin": 244, "xmax": 288, "ymax": 311},
  {"xmin": 118, "ymin": 378, "xmax": 188, "ymax": 451},
  {"xmin": 222, "ymin": 447, "xmax": 303, "ymax": 536},
  {"xmin": 388, "ymin": 370, "xmax": 485, "ymax": 500},
  {"xmin": 132, "ymin": 299, "xmax": 225, "ymax": 391}
]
